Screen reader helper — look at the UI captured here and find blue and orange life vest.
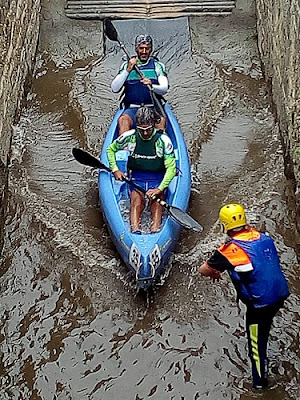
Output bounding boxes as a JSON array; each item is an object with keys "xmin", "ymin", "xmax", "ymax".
[
  {"xmin": 123, "ymin": 58, "xmax": 159, "ymax": 106},
  {"xmin": 218, "ymin": 228, "xmax": 290, "ymax": 308}
]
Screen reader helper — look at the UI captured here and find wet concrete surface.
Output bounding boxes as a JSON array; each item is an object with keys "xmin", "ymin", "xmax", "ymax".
[{"xmin": 1, "ymin": 1, "xmax": 300, "ymax": 399}]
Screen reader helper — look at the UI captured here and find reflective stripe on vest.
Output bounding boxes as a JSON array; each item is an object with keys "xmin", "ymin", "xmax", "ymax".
[{"xmin": 218, "ymin": 229, "xmax": 260, "ymax": 271}]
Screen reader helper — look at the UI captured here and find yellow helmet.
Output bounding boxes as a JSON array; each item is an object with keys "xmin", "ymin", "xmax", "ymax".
[{"xmin": 219, "ymin": 203, "xmax": 247, "ymax": 233}]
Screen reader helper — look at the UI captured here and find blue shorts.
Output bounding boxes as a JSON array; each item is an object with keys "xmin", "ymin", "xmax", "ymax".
[
  {"xmin": 129, "ymin": 171, "xmax": 164, "ymax": 194},
  {"xmin": 122, "ymin": 108, "xmax": 139, "ymax": 126}
]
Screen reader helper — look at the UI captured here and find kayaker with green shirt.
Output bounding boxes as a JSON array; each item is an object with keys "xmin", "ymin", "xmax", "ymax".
[
  {"xmin": 107, "ymin": 107, "xmax": 176, "ymax": 233},
  {"xmin": 111, "ymin": 34, "xmax": 168, "ymax": 134}
]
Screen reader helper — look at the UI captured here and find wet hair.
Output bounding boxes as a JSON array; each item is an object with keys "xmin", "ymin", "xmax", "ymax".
[
  {"xmin": 135, "ymin": 106, "xmax": 156, "ymax": 126},
  {"xmin": 135, "ymin": 34, "xmax": 153, "ymax": 50}
]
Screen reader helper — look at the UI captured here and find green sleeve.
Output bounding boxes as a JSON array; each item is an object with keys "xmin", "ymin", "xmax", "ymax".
[
  {"xmin": 158, "ymin": 154, "xmax": 176, "ymax": 191},
  {"xmin": 106, "ymin": 140, "xmax": 121, "ymax": 172},
  {"xmin": 106, "ymin": 130, "xmax": 136, "ymax": 172},
  {"xmin": 155, "ymin": 61, "xmax": 167, "ymax": 77}
]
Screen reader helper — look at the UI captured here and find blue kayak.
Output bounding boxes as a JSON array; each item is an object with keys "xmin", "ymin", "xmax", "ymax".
[{"xmin": 98, "ymin": 104, "xmax": 191, "ymax": 289}]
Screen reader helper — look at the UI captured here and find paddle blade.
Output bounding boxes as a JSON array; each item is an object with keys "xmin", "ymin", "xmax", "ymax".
[
  {"xmin": 104, "ymin": 19, "xmax": 119, "ymax": 42},
  {"xmin": 72, "ymin": 148, "xmax": 109, "ymax": 171},
  {"xmin": 168, "ymin": 206, "xmax": 204, "ymax": 232}
]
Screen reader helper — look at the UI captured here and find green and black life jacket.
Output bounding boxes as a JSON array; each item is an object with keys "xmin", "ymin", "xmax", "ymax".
[{"xmin": 127, "ymin": 130, "xmax": 165, "ymax": 172}]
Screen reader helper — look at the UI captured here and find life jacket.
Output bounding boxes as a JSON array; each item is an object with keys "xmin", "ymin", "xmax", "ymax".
[
  {"xmin": 123, "ymin": 57, "xmax": 159, "ymax": 106},
  {"xmin": 127, "ymin": 130, "xmax": 165, "ymax": 172},
  {"xmin": 218, "ymin": 229, "xmax": 290, "ymax": 308}
]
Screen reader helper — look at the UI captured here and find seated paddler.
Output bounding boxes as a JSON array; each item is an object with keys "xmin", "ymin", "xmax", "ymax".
[
  {"xmin": 111, "ymin": 34, "xmax": 168, "ymax": 135},
  {"xmin": 106, "ymin": 106, "xmax": 176, "ymax": 233}
]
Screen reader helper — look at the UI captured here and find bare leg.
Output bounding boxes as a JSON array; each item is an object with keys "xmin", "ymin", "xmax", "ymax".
[
  {"xmin": 150, "ymin": 194, "xmax": 163, "ymax": 232},
  {"xmin": 118, "ymin": 114, "xmax": 133, "ymax": 135},
  {"xmin": 155, "ymin": 116, "xmax": 166, "ymax": 132},
  {"xmin": 130, "ymin": 190, "xmax": 144, "ymax": 232}
]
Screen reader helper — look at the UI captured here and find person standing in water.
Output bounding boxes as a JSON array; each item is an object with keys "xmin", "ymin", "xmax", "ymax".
[{"xmin": 199, "ymin": 203, "xmax": 290, "ymax": 389}]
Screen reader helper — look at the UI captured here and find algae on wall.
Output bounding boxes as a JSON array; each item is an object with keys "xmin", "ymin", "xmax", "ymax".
[
  {"xmin": 0, "ymin": 0, "xmax": 104, "ymax": 255},
  {"xmin": 0, "ymin": 0, "xmax": 41, "ymax": 253},
  {"xmin": 255, "ymin": 0, "xmax": 300, "ymax": 230}
]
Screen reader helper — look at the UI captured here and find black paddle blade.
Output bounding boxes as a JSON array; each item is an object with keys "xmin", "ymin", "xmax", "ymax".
[
  {"xmin": 168, "ymin": 206, "xmax": 204, "ymax": 232},
  {"xmin": 72, "ymin": 148, "xmax": 109, "ymax": 171},
  {"xmin": 104, "ymin": 19, "xmax": 118, "ymax": 42}
]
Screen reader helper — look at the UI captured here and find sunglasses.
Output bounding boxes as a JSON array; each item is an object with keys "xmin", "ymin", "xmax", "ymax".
[{"xmin": 136, "ymin": 125, "xmax": 154, "ymax": 133}]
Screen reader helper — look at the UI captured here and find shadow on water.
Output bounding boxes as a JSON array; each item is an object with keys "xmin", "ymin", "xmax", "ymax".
[{"xmin": 0, "ymin": 2, "xmax": 299, "ymax": 399}]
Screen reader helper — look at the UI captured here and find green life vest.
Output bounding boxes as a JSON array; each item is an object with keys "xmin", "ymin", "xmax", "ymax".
[{"xmin": 127, "ymin": 130, "xmax": 165, "ymax": 172}]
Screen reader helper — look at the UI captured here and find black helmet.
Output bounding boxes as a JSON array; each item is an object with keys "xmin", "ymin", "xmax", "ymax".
[
  {"xmin": 136, "ymin": 107, "xmax": 156, "ymax": 126},
  {"xmin": 135, "ymin": 34, "xmax": 153, "ymax": 50}
]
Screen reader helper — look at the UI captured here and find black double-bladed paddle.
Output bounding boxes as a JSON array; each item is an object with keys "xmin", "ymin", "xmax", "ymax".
[
  {"xmin": 72, "ymin": 147, "xmax": 204, "ymax": 232},
  {"xmin": 104, "ymin": 19, "xmax": 166, "ymax": 118}
]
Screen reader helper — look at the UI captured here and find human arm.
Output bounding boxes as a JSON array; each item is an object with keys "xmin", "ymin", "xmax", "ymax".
[
  {"xmin": 145, "ymin": 135, "xmax": 175, "ymax": 198},
  {"xmin": 199, "ymin": 261, "xmax": 222, "ymax": 281},
  {"xmin": 111, "ymin": 58, "xmax": 138, "ymax": 93},
  {"xmin": 199, "ymin": 249, "xmax": 233, "ymax": 281},
  {"xmin": 200, "ymin": 241, "xmax": 256, "ymax": 283},
  {"xmin": 152, "ymin": 75, "xmax": 168, "ymax": 95},
  {"xmin": 139, "ymin": 61, "xmax": 168, "ymax": 95},
  {"xmin": 152, "ymin": 61, "xmax": 168, "ymax": 95},
  {"xmin": 107, "ymin": 143, "xmax": 125, "ymax": 180},
  {"xmin": 139, "ymin": 75, "xmax": 168, "ymax": 96},
  {"xmin": 158, "ymin": 135, "xmax": 176, "ymax": 191},
  {"xmin": 111, "ymin": 69, "xmax": 129, "ymax": 93},
  {"xmin": 146, "ymin": 187, "xmax": 163, "ymax": 199},
  {"xmin": 106, "ymin": 130, "xmax": 135, "ymax": 179},
  {"xmin": 205, "ymin": 249, "xmax": 233, "ymax": 272},
  {"xmin": 106, "ymin": 140, "xmax": 122, "ymax": 174}
]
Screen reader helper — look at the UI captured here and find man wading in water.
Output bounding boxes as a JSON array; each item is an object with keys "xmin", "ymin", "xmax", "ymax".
[{"xmin": 199, "ymin": 203, "xmax": 290, "ymax": 389}]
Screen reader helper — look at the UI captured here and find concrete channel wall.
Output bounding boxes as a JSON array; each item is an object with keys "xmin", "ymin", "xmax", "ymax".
[
  {"xmin": 0, "ymin": 0, "xmax": 41, "ymax": 251},
  {"xmin": 0, "ymin": 1, "xmax": 299, "ymax": 255},
  {"xmin": 256, "ymin": 0, "xmax": 300, "ymax": 230}
]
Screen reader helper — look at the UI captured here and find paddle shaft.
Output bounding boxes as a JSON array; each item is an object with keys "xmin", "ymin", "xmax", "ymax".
[
  {"xmin": 123, "ymin": 176, "xmax": 166, "ymax": 206},
  {"xmin": 83, "ymin": 149, "xmax": 167, "ymax": 206}
]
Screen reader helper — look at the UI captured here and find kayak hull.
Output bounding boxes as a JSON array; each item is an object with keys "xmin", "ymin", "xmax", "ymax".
[{"xmin": 98, "ymin": 104, "xmax": 191, "ymax": 289}]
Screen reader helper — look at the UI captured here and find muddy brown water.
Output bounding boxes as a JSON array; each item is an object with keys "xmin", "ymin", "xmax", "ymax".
[{"xmin": 1, "ymin": 4, "xmax": 300, "ymax": 400}]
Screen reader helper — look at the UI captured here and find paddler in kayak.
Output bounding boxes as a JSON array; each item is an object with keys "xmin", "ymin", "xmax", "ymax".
[
  {"xmin": 111, "ymin": 34, "xmax": 168, "ymax": 134},
  {"xmin": 106, "ymin": 107, "xmax": 176, "ymax": 233}
]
